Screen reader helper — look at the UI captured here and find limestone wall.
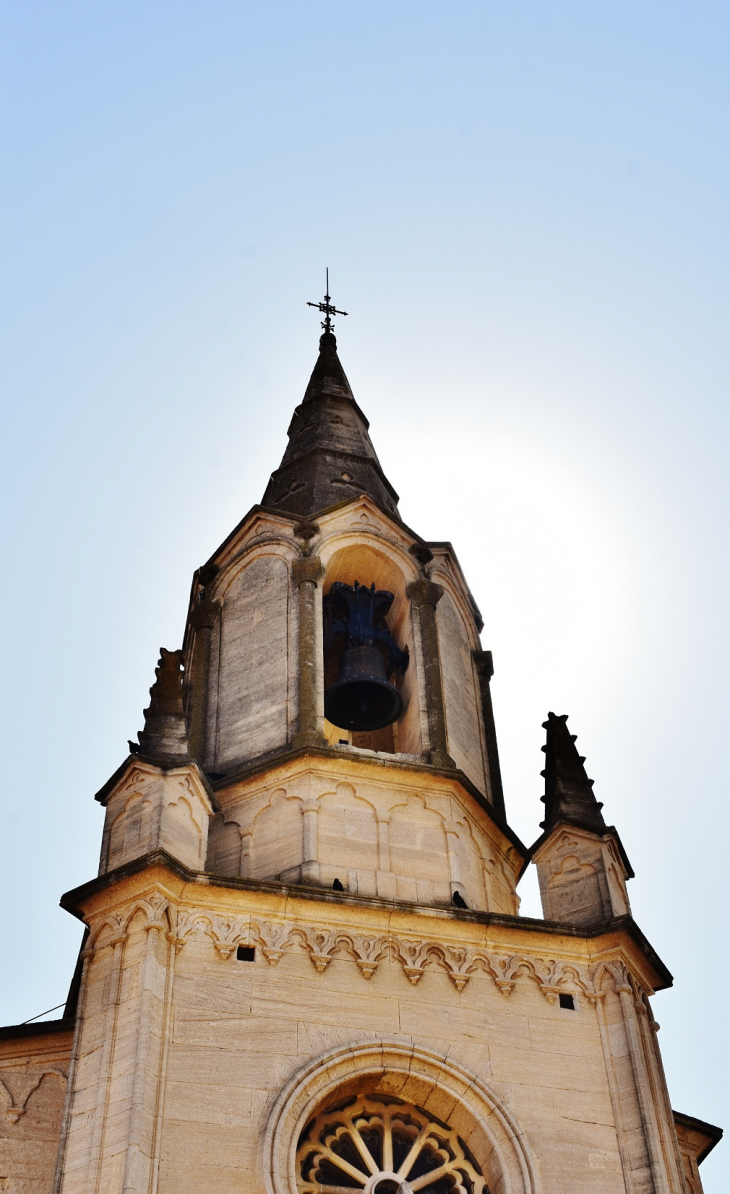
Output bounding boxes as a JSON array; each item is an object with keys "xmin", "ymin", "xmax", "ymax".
[
  {"xmin": 431, "ymin": 563, "xmax": 488, "ymax": 795},
  {"xmin": 54, "ymin": 877, "xmax": 687, "ymax": 1194},
  {"xmin": 211, "ymin": 550, "xmax": 296, "ymax": 772},
  {"xmin": 99, "ymin": 761, "xmax": 214, "ymax": 875},
  {"xmin": 57, "ymin": 898, "xmax": 172, "ymax": 1194},
  {"xmin": 534, "ymin": 826, "xmax": 631, "ymax": 927},
  {"xmin": 0, "ymin": 1025, "xmax": 73, "ymax": 1193},
  {"xmin": 206, "ymin": 755, "xmax": 520, "ymax": 914}
]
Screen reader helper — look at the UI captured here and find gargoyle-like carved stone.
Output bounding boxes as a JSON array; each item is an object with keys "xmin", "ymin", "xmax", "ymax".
[
  {"xmin": 251, "ymin": 921, "xmax": 296, "ymax": 965},
  {"xmin": 298, "ymin": 927, "xmax": 339, "ymax": 973},
  {"xmin": 440, "ymin": 945, "xmax": 475, "ymax": 992},
  {"xmin": 342, "ymin": 933, "xmax": 388, "ymax": 979},
  {"xmin": 392, "ymin": 938, "xmax": 432, "ymax": 985}
]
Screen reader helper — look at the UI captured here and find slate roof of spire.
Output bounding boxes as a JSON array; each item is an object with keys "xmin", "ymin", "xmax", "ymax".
[
  {"xmin": 539, "ymin": 712, "xmax": 607, "ymax": 835},
  {"xmin": 261, "ymin": 330, "xmax": 400, "ymax": 521}
]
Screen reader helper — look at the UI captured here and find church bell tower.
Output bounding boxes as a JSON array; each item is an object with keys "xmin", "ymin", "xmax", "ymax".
[{"xmin": 2, "ymin": 292, "xmax": 720, "ymax": 1194}]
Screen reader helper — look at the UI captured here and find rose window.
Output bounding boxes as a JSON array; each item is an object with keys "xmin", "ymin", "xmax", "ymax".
[{"xmin": 296, "ymin": 1095, "xmax": 487, "ymax": 1194}]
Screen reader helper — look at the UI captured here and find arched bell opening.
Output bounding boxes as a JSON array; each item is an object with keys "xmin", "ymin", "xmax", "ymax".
[{"xmin": 321, "ymin": 543, "xmax": 421, "ymax": 755}]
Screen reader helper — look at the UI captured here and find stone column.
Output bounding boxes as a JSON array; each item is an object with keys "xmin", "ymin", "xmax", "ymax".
[
  {"xmin": 52, "ymin": 945, "xmax": 95, "ymax": 1194},
  {"xmin": 636, "ymin": 995, "xmax": 687, "ymax": 1192},
  {"xmin": 187, "ymin": 598, "xmax": 219, "ymax": 764},
  {"xmin": 121, "ymin": 916, "xmax": 167, "ymax": 1194},
  {"xmin": 149, "ymin": 928, "xmax": 177, "ymax": 1194},
  {"xmin": 58, "ymin": 905, "xmax": 176, "ymax": 1194},
  {"xmin": 86, "ymin": 928, "xmax": 127, "ymax": 1194},
  {"xmin": 300, "ymin": 798, "xmax": 320, "ymax": 883},
  {"xmin": 240, "ymin": 829, "xmax": 253, "ymax": 879},
  {"xmin": 407, "ymin": 579, "xmax": 454, "ymax": 768},
  {"xmin": 292, "ymin": 555, "xmax": 325, "ymax": 748},
  {"xmin": 591, "ymin": 989, "xmax": 636, "ymax": 1193},
  {"xmin": 375, "ymin": 813, "xmax": 396, "ymax": 898},
  {"xmin": 473, "ymin": 650, "xmax": 506, "ymax": 819},
  {"xmin": 444, "ymin": 820, "xmax": 464, "ymax": 899},
  {"xmin": 616, "ymin": 982, "xmax": 682, "ymax": 1193}
]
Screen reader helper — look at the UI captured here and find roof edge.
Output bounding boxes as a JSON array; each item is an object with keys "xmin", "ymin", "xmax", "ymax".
[
  {"xmin": 59, "ymin": 852, "xmax": 672, "ymax": 989},
  {"xmin": 0, "ymin": 1018, "xmax": 75, "ymax": 1042},
  {"xmin": 529, "ymin": 818, "xmax": 634, "ymax": 879},
  {"xmin": 94, "ymin": 753, "xmax": 219, "ymax": 809},
  {"xmin": 673, "ymin": 1110, "xmax": 723, "ymax": 1163}
]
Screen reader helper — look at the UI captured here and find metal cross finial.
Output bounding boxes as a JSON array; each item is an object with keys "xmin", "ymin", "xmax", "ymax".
[{"xmin": 307, "ymin": 268, "xmax": 348, "ymax": 334}]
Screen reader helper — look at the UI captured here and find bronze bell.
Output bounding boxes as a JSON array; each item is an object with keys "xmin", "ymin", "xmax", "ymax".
[{"xmin": 323, "ymin": 582, "xmax": 409, "ymax": 732}]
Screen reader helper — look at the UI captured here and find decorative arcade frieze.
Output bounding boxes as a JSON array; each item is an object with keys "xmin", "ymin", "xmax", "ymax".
[{"xmin": 87, "ymin": 897, "xmax": 651, "ymax": 1008}]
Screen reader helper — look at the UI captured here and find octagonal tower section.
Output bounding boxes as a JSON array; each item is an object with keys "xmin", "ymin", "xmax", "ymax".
[{"xmin": 185, "ymin": 492, "xmax": 524, "ymax": 914}]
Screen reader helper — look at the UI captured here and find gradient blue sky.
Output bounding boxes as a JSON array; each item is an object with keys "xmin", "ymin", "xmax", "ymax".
[{"xmin": 2, "ymin": 3, "xmax": 728, "ymax": 1185}]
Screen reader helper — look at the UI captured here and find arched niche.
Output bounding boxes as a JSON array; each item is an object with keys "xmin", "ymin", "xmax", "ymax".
[
  {"xmin": 449, "ymin": 817, "xmax": 490, "ymax": 912},
  {"xmin": 317, "ymin": 785, "xmax": 379, "ymax": 876},
  {"xmin": 206, "ymin": 814, "xmax": 243, "ymax": 876},
  {"xmin": 249, "ymin": 789, "xmax": 303, "ymax": 881},
  {"xmin": 108, "ymin": 791, "xmax": 154, "ymax": 866},
  {"xmin": 388, "ymin": 798, "xmax": 450, "ymax": 896},
  {"xmin": 320, "ymin": 539, "xmax": 422, "ymax": 756}
]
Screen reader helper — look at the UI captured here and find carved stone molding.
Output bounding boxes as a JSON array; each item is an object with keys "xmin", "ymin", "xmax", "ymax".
[
  {"xmin": 347, "ymin": 933, "xmax": 388, "ymax": 979},
  {"xmin": 296, "ymin": 927, "xmax": 339, "ymax": 973},
  {"xmin": 0, "ymin": 1068, "xmax": 68, "ymax": 1125},
  {"xmin": 296, "ymin": 1094, "xmax": 487, "ymax": 1194},
  {"xmin": 84, "ymin": 898, "xmax": 647, "ymax": 1008},
  {"xmin": 175, "ymin": 910, "xmax": 250, "ymax": 959},
  {"xmin": 167, "ymin": 910, "xmax": 649, "ymax": 1003},
  {"xmin": 252, "ymin": 920, "xmax": 296, "ymax": 965},
  {"xmin": 87, "ymin": 893, "xmax": 174, "ymax": 952}
]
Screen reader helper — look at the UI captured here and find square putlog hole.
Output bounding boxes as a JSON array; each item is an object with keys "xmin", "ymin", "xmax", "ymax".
[
  {"xmin": 236, "ymin": 946, "xmax": 256, "ymax": 962},
  {"xmin": 559, "ymin": 992, "xmax": 575, "ymax": 1010}
]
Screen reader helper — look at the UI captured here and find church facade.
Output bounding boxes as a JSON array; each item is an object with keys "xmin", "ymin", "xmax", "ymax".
[{"xmin": 0, "ymin": 320, "xmax": 721, "ymax": 1194}]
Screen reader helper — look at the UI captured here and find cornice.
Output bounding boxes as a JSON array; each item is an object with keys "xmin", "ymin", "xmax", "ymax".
[
  {"xmin": 59, "ymin": 848, "xmax": 673, "ymax": 990},
  {"xmin": 93, "ymin": 753, "xmax": 219, "ymax": 809},
  {"xmin": 672, "ymin": 1111, "xmax": 724, "ymax": 1163}
]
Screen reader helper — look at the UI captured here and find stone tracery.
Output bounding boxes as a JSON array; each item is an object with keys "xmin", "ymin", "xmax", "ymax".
[{"xmin": 296, "ymin": 1095, "xmax": 487, "ymax": 1194}]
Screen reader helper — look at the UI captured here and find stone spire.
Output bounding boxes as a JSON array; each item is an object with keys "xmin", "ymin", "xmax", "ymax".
[
  {"xmin": 261, "ymin": 330, "xmax": 400, "ymax": 521},
  {"xmin": 539, "ymin": 712, "xmax": 606, "ymax": 835},
  {"xmin": 532, "ymin": 712, "xmax": 634, "ymax": 927},
  {"xmin": 133, "ymin": 648, "xmax": 189, "ymax": 763}
]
